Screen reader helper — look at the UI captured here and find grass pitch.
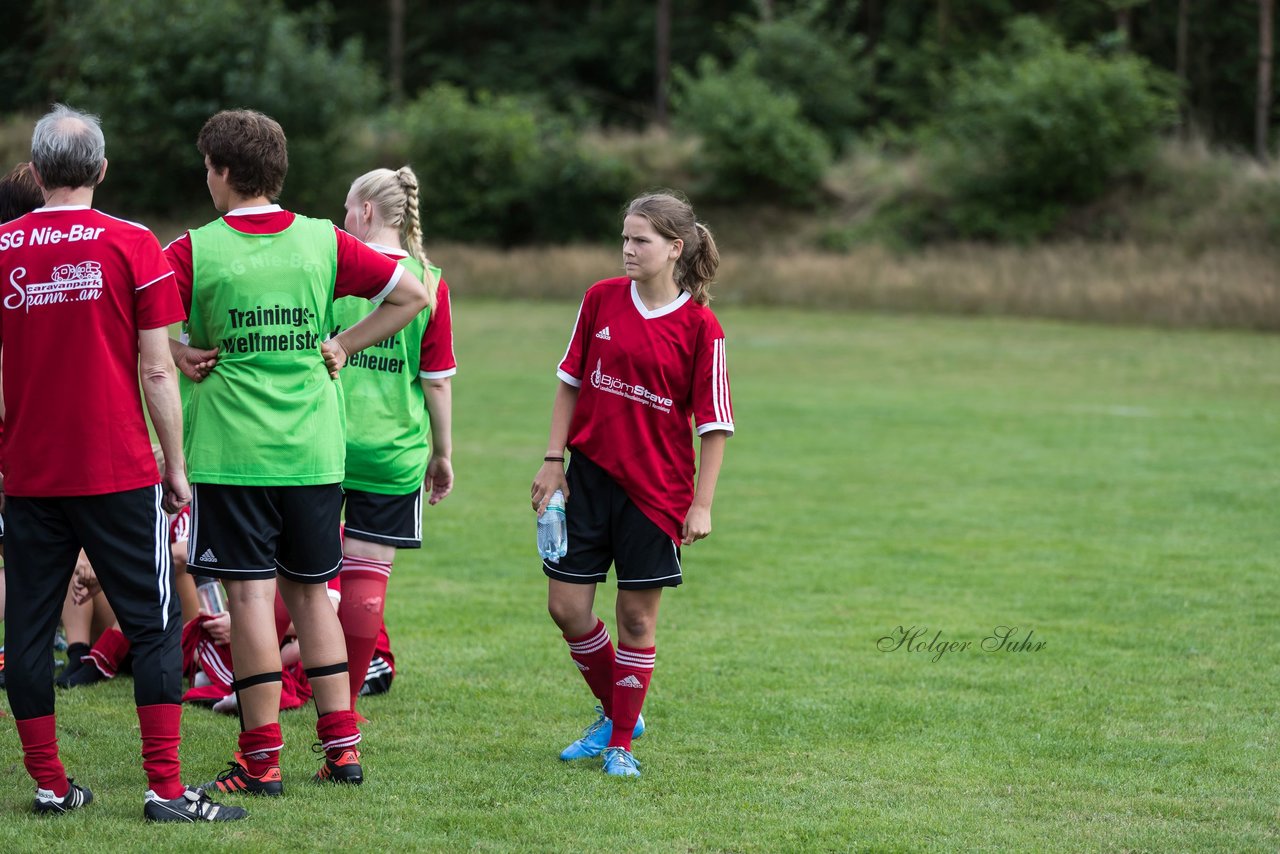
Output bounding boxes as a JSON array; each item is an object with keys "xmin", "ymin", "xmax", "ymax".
[{"xmin": 0, "ymin": 301, "xmax": 1276, "ymax": 851}]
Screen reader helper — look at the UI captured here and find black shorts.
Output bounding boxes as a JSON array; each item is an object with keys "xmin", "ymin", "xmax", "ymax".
[
  {"xmin": 542, "ymin": 453, "xmax": 682, "ymax": 590},
  {"xmin": 188, "ymin": 483, "xmax": 342, "ymax": 583},
  {"xmin": 343, "ymin": 487, "xmax": 423, "ymax": 548}
]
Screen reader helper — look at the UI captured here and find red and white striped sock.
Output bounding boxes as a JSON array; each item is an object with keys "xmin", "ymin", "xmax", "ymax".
[
  {"xmin": 564, "ymin": 619, "xmax": 615, "ymax": 718},
  {"xmin": 238, "ymin": 723, "xmax": 283, "ymax": 777},
  {"xmin": 316, "ymin": 709, "xmax": 362, "ymax": 757},
  {"xmin": 338, "ymin": 555, "xmax": 393, "ymax": 712},
  {"xmin": 87, "ymin": 626, "xmax": 130, "ymax": 678},
  {"xmin": 607, "ymin": 644, "xmax": 655, "ymax": 751}
]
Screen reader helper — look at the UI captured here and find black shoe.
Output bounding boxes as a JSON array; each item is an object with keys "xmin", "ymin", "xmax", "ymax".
[
  {"xmin": 34, "ymin": 779, "xmax": 93, "ymax": 815},
  {"xmin": 201, "ymin": 755, "xmax": 284, "ymax": 797},
  {"xmin": 144, "ymin": 787, "xmax": 248, "ymax": 822},
  {"xmin": 312, "ymin": 745, "xmax": 363, "ymax": 785}
]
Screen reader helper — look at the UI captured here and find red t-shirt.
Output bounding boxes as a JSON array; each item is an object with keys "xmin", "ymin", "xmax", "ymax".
[
  {"xmin": 0, "ymin": 206, "xmax": 184, "ymax": 496},
  {"xmin": 164, "ymin": 206, "xmax": 402, "ymax": 311},
  {"xmin": 557, "ymin": 277, "xmax": 734, "ymax": 542},
  {"xmin": 369, "ymin": 245, "xmax": 457, "ymax": 378}
]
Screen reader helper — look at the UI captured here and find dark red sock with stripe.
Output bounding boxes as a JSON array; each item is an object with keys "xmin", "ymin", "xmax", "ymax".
[
  {"xmin": 137, "ymin": 703, "xmax": 185, "ymax": 799},
  {"xmin": 607, "ymin": 644, "xmax": 655, "ymax": 751},
  {"xmin": 15, "ymin": 715, "xmax": 68, "ymax": 796},
  {"xmin": 89, "ymin": 626, "xmax": 131, "ymax": 677},
  {"xmin": 316, "ymin": 709, "xmax": 361, "ymax": 756},
  {"xmin": 338, "ymin": 557, "xmax": 392, "ymax": 712},
  {"xmin": 238, "ymin": 723, "xmax": 283, "ymax": 777},
  {"xmin": 564, "ymin": 619, "xmax": 615, "ymax": 717}
]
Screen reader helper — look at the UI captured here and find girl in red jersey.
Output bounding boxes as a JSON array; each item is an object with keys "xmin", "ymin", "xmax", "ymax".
[{"xmin": 530, "ymin": 191, "xmax": 734, "ymax": 777}]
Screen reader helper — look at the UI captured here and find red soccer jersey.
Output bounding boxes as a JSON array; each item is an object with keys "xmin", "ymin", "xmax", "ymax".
[
  {"xmin": 369, "ymin": 245, "xmax": 457, "ymax": 377},
  {"xmin": 0, "ymin": 206, "xmax": 184, "ymax": 496},
  {"xmin": 163, "ymin": 206, "xmax": 402, "ymax": 311},
  {"xmin": 557, "ymin": 277, "xmax": 734, "ymax": 542}
]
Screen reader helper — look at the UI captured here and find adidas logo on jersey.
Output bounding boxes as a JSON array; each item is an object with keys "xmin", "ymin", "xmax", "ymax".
[
  {"xmin": 199, "ymin": 549, "xmax": 218, "ymax": 564},
  {"xmin": 615, "ymin": 674, "xmax": 644, "ymax": 689},
  {"xmin": 594, "ymin": 326, "xmax": 611, "ymax": 340}
]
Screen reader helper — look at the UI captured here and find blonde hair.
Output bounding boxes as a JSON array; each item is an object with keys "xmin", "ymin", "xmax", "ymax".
[
  {"xmin": 350, "ymin": 165, "xmax": 438, "ymax": 305},
  {"xmin": 625, "ymin": 191, "xmax": 720, "ymax": 305}
]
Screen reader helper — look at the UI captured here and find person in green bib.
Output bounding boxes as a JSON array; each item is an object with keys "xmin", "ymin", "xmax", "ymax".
[
  {"xmin": 164, "ymin": 110, "xmax": 430, "ymax": 797},
  {"xmin": 335, "ymin": 165, "xmax": 456, "ymax": 718}
]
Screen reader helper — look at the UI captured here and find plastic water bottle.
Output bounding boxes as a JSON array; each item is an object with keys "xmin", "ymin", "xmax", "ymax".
[
  {"xmin": 537, "ymin": 490, "xmax": 568, "ymax": 560},
  {"xmin": 196, "ymin": 579, "xmax": 226, "ymax": 615}
]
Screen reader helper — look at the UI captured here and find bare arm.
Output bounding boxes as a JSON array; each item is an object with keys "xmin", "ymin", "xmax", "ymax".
[
  {"xmin": 682, "ymin": 430, "xmax": 728, "ymax": 545},
  {"xmin": 322, "ymin": 271, "xmax": 430, "ymax": 378},
  {"xmin": 139, "ymin": 326, "xmax": 190, "ymax": 513},
  {"xmin": 169, "ymin": 337, "xmax": 219, "ymax": 383},
  {"xmin": 421, "ymin": 376, "xmax": 454, "ymax": 505},
  {"xmin": 530, "ymin": 380, "xmax": 579, "ymax": 513}
]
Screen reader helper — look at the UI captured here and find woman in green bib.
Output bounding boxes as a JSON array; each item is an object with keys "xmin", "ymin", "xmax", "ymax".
[{"xmin": 335, "ymin": 166, "xmax": 457, "ymax": 717}]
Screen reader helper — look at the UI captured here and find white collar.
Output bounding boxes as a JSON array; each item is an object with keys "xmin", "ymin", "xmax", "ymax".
[
  {"xmin": 630, "ymin": 280, "xmax": 689, "ymax": 319},
  {"xmin": 226, "ymin": 204, "xmax": 283, "ymax": 216}
]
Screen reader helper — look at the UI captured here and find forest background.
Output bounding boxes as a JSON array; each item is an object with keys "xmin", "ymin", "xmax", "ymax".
[{"xmin": 1, "ymin": 0, "xmax": 1279, "ymax": 329}]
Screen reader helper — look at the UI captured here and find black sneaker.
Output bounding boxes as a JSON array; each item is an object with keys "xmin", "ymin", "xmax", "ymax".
[
  {"xmin": 33, "ymin": 779, "xmax": 93, "ymax": 815},
  {"xmin": 201, "ymin": 754, "xmax": 284, "ymax": 797},
  {"xmin": 144, "ymin": 787, "xmax": 248, "ymax": 822},
  {"xmin": 312, "ymin": 744, "xmax": 363, "ymax": 785}
]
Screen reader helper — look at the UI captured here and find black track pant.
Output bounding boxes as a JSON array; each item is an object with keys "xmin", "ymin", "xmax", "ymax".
[{"xmin": 4, "ymin": 485, "xmax": 182, "ymax": 720}]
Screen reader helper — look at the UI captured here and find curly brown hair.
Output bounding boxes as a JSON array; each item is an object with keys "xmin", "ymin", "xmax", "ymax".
[{"xmin": 197, "ymin": 110, "xmax": 288, "ymax": 201}]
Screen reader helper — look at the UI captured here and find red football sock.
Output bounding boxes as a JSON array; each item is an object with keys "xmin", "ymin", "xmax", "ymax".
[
  {"xmin": 338, "ymin": 556, "xmax": 393, "ymax": 711},
  {"xmin": 14, "ymin": 715, "xmax": 68, "ymax": 796},
  {"xmin": 88, "ymin": 626, "xmax": 131, "ymax": 678},
  {"xmin": 137, "ymin": 703, "xmax": 185, "ymax": 799},
  {"xmin": 564, "ymin": 619, "xmax": 615, "ymax": 717},
  {"xmin": 316, "ymin": 709, "xmax": 361, "ymax": 755},
  {"xmin": 238, "ymin": 723, "xmax": 283, "ymax": 777},
  {"xmin": 607, "ymin": 644, "xmax": 655, "ymax": 751}
]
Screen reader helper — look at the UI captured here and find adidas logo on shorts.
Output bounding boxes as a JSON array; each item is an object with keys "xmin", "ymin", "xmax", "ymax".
[
  {"xmin": 594, "ymin": 326, "xmax": 611, "ymax": 340},
  {"xmin": 615, "ymin": 674, "xmax": 644, "ymax": 689},
  {"xmin": 199, "ymin": 549, "xmax": 218, "ymax": 564}
]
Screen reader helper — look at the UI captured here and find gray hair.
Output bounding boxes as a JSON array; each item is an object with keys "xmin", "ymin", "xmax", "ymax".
[{"xmin": 31, "ymin": 104, "xmax": 105, "ymax": 190}]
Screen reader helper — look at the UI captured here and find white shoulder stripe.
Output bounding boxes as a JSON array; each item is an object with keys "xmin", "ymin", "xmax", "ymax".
[{"xmin": 135, "ymin": 270, "xmax": 175, "ymax": 291}]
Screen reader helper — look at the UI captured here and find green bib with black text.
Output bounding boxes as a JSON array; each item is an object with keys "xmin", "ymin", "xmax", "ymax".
[
  {"xmin": 333, "ymin": 257, "xmax": 438, "ymax": 494},
  {"xmin": 184, "ymin": 215, "xmax": 343, "ymax": 485}
]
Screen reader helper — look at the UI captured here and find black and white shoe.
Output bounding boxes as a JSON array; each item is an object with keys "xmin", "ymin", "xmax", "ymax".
[
  {"xmin": 143, "ymin": 787, "xmax": 248, "ymax": 822},
  {"xmin": 34, "ymin": 779, "xmax": 93, "ymax": 815}
]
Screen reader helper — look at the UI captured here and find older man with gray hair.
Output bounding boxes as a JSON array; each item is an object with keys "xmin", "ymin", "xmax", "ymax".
[{"xmin": 0, "ymin": 104, "xmax": 245, "ymax": 823}]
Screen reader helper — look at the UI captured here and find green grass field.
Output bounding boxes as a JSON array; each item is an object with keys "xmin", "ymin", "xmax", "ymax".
[{"xmin": 1, "ymin": 301, "xmax": 1277, "ymax": 851}]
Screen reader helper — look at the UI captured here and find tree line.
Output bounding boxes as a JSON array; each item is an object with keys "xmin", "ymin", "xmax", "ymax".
[{"xmin": 0, "ymin": 1, "xmax": 1273, "ymax": 243}]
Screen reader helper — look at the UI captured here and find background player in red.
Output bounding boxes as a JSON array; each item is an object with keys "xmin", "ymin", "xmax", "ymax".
[
  {"xmin": 0, "ymin": 161, "xmax": 46, "ymax": 685},
  {"xmin": 0, "ymin": 104, "xmax": 244, "ymax": 822},
  {"xmin": 530, "ymin": 191, "xmax": 734, "ymax": 777},
  {"xmin": 165, "ymin": 110, "xmax": 429, "ymax": 796},
  {"xmin": 336, "ymin": 166, "xmax": 455, "ymax": 718}
]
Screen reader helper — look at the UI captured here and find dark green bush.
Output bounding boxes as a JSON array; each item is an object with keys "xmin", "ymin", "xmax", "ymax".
[
  {"xmin": 383, "ymin": 85, "xmax": 635, "ymax": 245},
  {"xmin": 47, "ymin": 0, "xmax": 379, "ymax": 217},
  {"xmin": 673, "ymin": 57, "xmax": 831, "ymax": 205},
  {"xmin": 933, "ymin": 18, "xmax": 1177, "ymax": 240},
  {"xmin": 728, "ymin": 2, "xmax": 868, "ymax": 153}
]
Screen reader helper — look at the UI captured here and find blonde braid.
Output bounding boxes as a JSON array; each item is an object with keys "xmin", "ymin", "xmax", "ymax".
[{"xmin": 395, "ymin": 167, "xmax": 438, "ymax": 306}]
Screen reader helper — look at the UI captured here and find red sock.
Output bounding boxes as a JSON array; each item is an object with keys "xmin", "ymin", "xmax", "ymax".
[
  {"xmin": 88, "ymin": 626, "xmax": 131, "ymax": 678},
  {"xmin": 238, "ymin": 723, "xmax": 283, "ymax": 777},
  {"xmin": 14, "ymin": 715, "xmax": 68, "ymax": 796},
  {"xmin": 316, "ymin": 709, "xmax": 361, "ymax": 756},
  {"xmin": 564, "ymin": 619, "xmax": 615, "ymax": 717},
  {"xmin": 607, "ymin": 645, "xmax": 655, "ymax": 751},
  {"xmin": 137, "ymin": 704, "xmax": 184, "ymax": 799},
  {"xmin": 338, "ymin": 557, "xmax": 392, "ymax": 711}
]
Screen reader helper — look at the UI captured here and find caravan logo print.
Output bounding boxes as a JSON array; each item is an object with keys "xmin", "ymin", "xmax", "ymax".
[{"xmin": 5, "ymin": 261, "xmax": 104, "ymax": 311}]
